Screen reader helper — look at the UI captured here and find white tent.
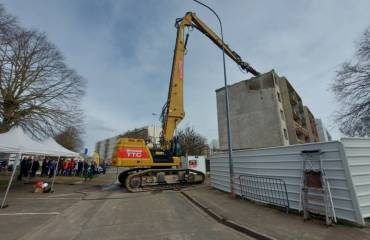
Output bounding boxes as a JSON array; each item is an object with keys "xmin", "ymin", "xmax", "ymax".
[
  {"xmin": 0, "ymin": 127, "xmax": 79, "ymax": 157},
  {"xmin": 0, "ymin": 127, "xmax": 79, "ymax": 208},
  {"xmin": 41, "ymin": 138, "xmax": 79, "ymax": 157},
  {"xmin": 0, "ymin": 127, "xmax": 49, "ymax": 154}
]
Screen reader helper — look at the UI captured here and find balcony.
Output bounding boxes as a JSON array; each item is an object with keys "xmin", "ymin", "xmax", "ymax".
[
  {"xmin": 294, "ymin": 121, "xmax": 310, "ymax": 137},
  {"xmin": 293, "ymin": 109, "xmax": 300, "ymax": 121},
  {"xmin": 290, "ymin": 94, "xmax": 298, "ymax": 105}
]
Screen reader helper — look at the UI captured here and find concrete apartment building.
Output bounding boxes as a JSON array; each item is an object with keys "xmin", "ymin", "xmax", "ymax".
[
  {"xmin": 216, "ymin": 70, "xmax": 319, "ymax": 150},
  {"xmin": 95, "ymin": 125, "xmax": 161, "ymax": 163},
  {"xmin": 278, "ymin": 76, "xmax": 319, "ymax": 144},
  {"xmin": 304, "ymin": 107, "xmax": 320, "ymax": 142},
  {"xmin": 95, "ymin": 135, "xmax": 118, "ymax": 164}
]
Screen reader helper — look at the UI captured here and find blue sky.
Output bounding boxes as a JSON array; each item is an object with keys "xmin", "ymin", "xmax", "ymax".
[{"xmin": 2, "ymin": 0, "xmax": 370, "ymax": 153}]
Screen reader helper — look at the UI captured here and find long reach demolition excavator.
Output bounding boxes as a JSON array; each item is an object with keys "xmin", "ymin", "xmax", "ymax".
[{"xmin": 111, "ymin": 12, "xmax": 260, "ymax": 192}]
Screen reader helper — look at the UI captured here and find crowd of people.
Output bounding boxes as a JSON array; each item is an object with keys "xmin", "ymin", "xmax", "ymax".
[{"xmin": 17, "ymin": 157, "xmax": 106, "ymax": 181}]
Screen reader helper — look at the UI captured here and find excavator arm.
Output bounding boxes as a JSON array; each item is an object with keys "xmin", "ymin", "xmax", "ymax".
[
  {"xmin": 190, "ymin": 13, "xmax": 260, "ymax": 76},
  {"xmin": 114, "ymin": 11, "xmax": 260, "ymax": 191},
  {"xmin": 161, "ymin": 12, "xmax": 260, "ymax": 151}
]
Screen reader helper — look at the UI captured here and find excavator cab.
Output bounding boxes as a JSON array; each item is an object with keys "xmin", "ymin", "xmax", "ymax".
[
  {"xmin": 112, "ymin": 137, "xmax": 180, "ymax": 167},
  {"xmin": 170, "ymin": 136, "xmax": 182, "ymax": 157}
]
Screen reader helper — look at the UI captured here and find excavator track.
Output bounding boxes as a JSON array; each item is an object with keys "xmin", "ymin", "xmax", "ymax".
[{"xmin": 123, "ymin": 168, "xmax": 205, "ymax": 192}]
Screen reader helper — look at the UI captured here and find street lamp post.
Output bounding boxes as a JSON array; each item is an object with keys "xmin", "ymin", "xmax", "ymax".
[{"xmin": 192, "ymin": 0, "xmax": 235, "ymax": 197}]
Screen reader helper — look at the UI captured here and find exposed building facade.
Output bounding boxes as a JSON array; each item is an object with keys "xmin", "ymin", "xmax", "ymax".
[
  {"xmin": 304, "ymin": 107, "xmax": 320, "ymax": 142},
  {"xmin": 315, "ymin": 118, "xmax": 332, "ymax": 142},
  {"xmin": 216, "ymin": 70, "xmax": 319, "ymax": 150}
]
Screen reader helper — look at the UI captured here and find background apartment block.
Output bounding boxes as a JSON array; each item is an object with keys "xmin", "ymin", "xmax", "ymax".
[
  {"xmin": 95, "ymin": 125, "xmax": 161, "ymax": 163},
  {"xmin": 95, "ymin": 135, "xmax": 118, "ymax": 164},
  {"xmin": 216, "ymin": 70, "xmax": 319, "ymax": 150}
]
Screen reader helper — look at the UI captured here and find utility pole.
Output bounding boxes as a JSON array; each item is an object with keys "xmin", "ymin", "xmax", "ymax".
[{"xmin": 192, "ymin": 0, "xmax": 235, "ymax": 197}]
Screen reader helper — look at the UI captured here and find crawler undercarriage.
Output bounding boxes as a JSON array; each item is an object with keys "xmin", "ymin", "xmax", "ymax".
[{"xmin": 118, "ymin": 168, "xmax": 205, "ymax": 192}]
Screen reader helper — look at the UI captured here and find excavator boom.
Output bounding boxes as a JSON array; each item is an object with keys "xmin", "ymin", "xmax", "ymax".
[
  {"xmin": 113, "ymin": 12, "xmax": 259, "ymax": 192},
  {"xmin": 190, "ymin": 13, "xmax": 260, "ymax": 76},
  {"xmin": 161, "ymin": 12, "xmax": 260, "ymax": 150}
]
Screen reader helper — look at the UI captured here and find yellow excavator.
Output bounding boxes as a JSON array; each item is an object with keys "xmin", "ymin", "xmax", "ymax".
[{"xmin": 111, "ymin": 12, "xmax": 260, "ymax": 192}]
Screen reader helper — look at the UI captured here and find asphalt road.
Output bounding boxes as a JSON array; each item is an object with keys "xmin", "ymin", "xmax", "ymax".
[{"xmin": 0, "ymin": 174, "xmax": 251, "ymax": 240}]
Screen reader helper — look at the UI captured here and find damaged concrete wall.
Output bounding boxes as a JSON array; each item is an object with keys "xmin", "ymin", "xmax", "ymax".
[{"xmin": 216, "ymin": 71, "xmax": 288, "ymax": 150}]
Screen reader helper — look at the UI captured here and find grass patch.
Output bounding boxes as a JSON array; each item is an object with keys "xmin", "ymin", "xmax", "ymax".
[{"xmin": 0, "ymin": 171, "xmax": 12, "ymax": 177}]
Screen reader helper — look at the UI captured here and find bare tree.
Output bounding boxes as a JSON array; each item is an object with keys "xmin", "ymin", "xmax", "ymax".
[
  {"xmin": 54, "ymin": 126, "xmax": 83, "ymax": 152},
  {"xmin": 177, "ymin": 126, "xmax": 208, "ymax": 155},
  {"xmin": 0, "ymin": 5, "xmax": 85, "ymax": 138},
  {"xmin": 0, "ymin": 5, "xmax": 17, "ymax": 41},
  {"xmin": 332, "ymin": 27, "xmax": 370, "ymax": 137}
]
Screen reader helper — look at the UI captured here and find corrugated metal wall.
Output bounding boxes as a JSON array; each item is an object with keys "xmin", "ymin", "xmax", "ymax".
[
  {"xmin": 210, "ymin": 141, "xmax": 366, "ymax": 225},
  {"xmin": 342, "ymin": 138, "xmax": 370, "ymax": 219}
]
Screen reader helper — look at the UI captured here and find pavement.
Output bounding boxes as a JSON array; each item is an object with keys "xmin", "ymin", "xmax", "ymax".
[
  {"xmin": 0, "ymin": 172, "xmax": 110, "ymax": 240},
  {"xmin": 183, "ymin": 186, "xmax": 370, "ymax": 240},
  {"xmin": 0, "ymin": 170, "xmax": 251, "ymax": 240},
  {"xmin": 1, "ymin": 169, "xmax": 370, "ymax": 240}
]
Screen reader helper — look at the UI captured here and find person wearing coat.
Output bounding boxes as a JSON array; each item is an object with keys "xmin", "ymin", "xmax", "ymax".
[
  {"xmin": 82, "ymin": 160, "xmax": 88, "ymax": 177},
  {"xmin": 101, "ymin": 161, "xmax": 107, "ymax": 175},
  {"xmin": 26, "ymin": 157, "xmax": 32, "ymax": 177},
  {"xmin": 41, "ymin": 158, "xmax": 48, "ymax": 177},
  {"xmin": 17, "ymin": 157, "xmax": 28, "ymax": 181},
  {"xmin": 49, "ymin": 160, "xmax": 57, "ymax": 178},
  {"xmin": 31, "ymin": 160, "xmax": 40, "ymax": 177},
  {"xmin": 77, "ymin": 160, "xmax": 83, "ymax": 176}
]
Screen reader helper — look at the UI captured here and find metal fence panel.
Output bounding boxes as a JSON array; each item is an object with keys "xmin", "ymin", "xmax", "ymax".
[{"xmin": 239, "ymin": 174, "xmax": 289, "ymax": 212}]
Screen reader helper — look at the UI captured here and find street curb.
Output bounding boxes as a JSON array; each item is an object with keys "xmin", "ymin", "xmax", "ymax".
[{"xmin": 180, "ymin": 191, "xmax": 277, "ymax": 240}]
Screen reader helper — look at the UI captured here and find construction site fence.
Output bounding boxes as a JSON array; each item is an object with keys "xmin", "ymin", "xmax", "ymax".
[
  {"xmin": 239, "ymin": 174, "xmax": 289, "ymax": 213},
  {"xmin": 210, "ymin": 139, "xmax": 370, "ymax": 226}
]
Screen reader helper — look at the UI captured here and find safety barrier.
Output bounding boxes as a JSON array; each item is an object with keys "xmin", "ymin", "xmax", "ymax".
[{"xmin": 239, "ymin": 174, "xmax": 289, "ymax": 213}]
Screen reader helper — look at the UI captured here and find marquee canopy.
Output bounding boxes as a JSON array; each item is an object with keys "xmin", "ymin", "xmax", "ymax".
[
  {"xmin": 0, "ymin": 127, "xmax": 79, "ymax": 156},
  {"xmin": 42, "ymin": 137, "xmax": 79, "ymax": 157}
]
